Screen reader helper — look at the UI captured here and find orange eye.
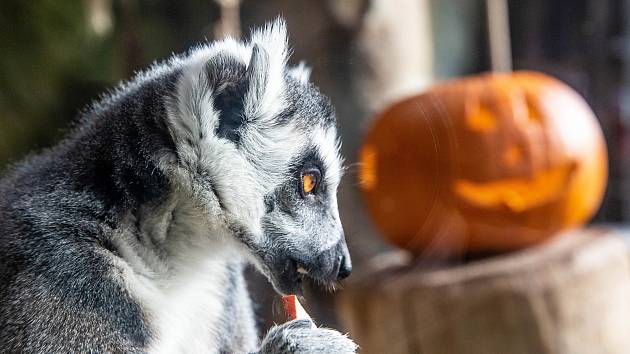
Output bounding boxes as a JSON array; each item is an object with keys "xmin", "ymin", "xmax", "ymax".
[
  {"xmin": 302, "ymin": 174, "xmax": 316, "ymax": 194},
  {"xmin": 301, "ymin": 169, "xmax": 321, "ymax": 195}
]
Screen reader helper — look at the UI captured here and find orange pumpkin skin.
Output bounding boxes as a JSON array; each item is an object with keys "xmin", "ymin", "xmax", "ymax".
[{"xmin": 359, "ymin": 71, "xmax": 608, "ymax": 255}]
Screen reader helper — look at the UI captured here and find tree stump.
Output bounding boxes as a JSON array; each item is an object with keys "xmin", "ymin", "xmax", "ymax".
[{"xmin": 338, "ymin": 228, "xmax": 630, "ymax": 354}]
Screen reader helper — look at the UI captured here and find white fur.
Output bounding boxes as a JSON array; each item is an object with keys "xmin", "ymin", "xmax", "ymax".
[
  {"xmin": 143, "ymin": 258, "xmax": 229, "ymax": 354},
  {"xmin": 288, "ymin": 62, "xmax": 312, "ymax": 84},
  {"xmin": 244, "ymin": 20, "xmax": 289, "ymax": 123},
  {"xmin": 111, "ymin": 198, "xmax": 254, "ymax": 354},
  {"xmin": 312, "ymin": 126, "xmax": 344, "ymax": 189}
]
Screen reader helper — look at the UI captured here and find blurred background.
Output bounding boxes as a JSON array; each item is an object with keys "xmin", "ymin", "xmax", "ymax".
[{"xmin": 1, "ymin": 0, "xmax": 629, "ymax": 351}]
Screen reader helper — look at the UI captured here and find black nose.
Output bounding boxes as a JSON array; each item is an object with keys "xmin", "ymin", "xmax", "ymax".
[
  {"xmin": 337, "ymin": 256, "xmax": 352, "ymax": 280},
  {"xmin": 336, "ymin": 240, "xmax": 352, "ymax": 280}
]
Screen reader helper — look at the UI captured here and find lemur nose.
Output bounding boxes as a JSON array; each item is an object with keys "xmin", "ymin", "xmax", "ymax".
[
  {"xmin": 336, "ymin": 239, "xmax": 352, "ymax": 280},
  {"xmin": 337, "ymin": 256, "xmax": 352, "ymax": 280}
]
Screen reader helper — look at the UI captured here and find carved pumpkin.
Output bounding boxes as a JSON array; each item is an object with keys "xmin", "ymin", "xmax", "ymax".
[{"xmin": 359, "ymin": 71, "xmax": 608, "ymax": 254}]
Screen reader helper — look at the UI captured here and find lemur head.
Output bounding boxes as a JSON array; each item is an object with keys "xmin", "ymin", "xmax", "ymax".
[{"xmin": 163, "ymin": 19, "xmax": 351, "ymax": 294}]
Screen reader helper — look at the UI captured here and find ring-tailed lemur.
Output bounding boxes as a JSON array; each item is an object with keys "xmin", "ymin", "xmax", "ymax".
[{"xmin": 0, "ymin": 19, "xmax": 357, "ymax": 353}]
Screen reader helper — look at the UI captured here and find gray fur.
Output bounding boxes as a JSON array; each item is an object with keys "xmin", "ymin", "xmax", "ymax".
[
  {"xmin": 0, "ymin": 19, "xmax": 355, "ymax": 353},
  {"xmin": 259, "ymin": 320, "xmax": 357, "ymax": 354}
]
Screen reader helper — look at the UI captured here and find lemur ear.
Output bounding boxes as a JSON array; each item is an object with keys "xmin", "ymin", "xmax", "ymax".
[
  {"xmin": 243, "ymin": 18, "xmax": 289, "ymax": 123},
  {"xmin": 213, "ymin": 45, "xmax": 273, "ymax": 143},
  {"xmin": 245, "ymin": 44, "xmax": 270, "ymax": 108},
  {"xmin": 288, "ymin": 62, "xmax": 312, "ymax": 84},
  {"xmin": 206, "ymin": 55, "xmax": 249, "ymax": 143},
  {"xmin": 169, "ymin": 18, "xmax": 290, "ymax": 152}
]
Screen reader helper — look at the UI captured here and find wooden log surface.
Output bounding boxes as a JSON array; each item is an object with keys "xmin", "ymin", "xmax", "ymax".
[{"xmin": 338, "ymin": 228, "xmax": 630, "ymax": 354}]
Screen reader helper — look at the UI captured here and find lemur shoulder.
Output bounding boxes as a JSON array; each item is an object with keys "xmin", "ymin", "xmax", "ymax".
[{"xmin": 0, "ymin": 19, "xmax": 356, "ymax": 354}]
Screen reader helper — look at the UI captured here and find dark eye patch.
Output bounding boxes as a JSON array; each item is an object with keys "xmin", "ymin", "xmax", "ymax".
[{"xmin": 290, "ymin": 149, "xmax": 328, "ymax": 197}]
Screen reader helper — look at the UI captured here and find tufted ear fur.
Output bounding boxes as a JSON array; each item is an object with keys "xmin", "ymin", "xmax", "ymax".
[
  {"xmin": 243, "ymin": 18, "xmax": 289, "ymax": 124},
  {"xmin": 166, "ymin": 18, "xmax": 291, "ymax": 167},
  {"xmin": 243, "ymin": 44, "xmax": 270, "ymax": 122},
  {"xmin": 288, "ymin": 62, "xmax": 312, "ymax": 84}
]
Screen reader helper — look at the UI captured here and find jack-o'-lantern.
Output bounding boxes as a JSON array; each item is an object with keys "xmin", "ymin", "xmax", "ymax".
[{"xmin": 359, "ymin": 71, "xmax": 608, "ymax": 255}]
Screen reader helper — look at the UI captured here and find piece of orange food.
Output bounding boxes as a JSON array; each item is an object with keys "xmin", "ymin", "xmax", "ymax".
[{"xmin": 282, "ymin": 295, "xmax": 312, "ymax": 322}]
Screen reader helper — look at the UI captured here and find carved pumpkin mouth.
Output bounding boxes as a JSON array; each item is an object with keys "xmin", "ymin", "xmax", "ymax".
[{"xmin": 454, "ymin": 163, "xmax": 576, "ymax": 212}]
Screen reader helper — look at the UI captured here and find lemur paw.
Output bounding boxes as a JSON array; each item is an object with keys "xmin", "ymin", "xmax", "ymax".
[{"xmin": 259, "ymin": 319, "xmax": 358, "ymax": 354}]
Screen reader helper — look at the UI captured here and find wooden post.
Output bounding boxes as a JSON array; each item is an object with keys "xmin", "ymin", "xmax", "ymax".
[
  {"xmin": 486, "ymin": 0, "xmax": 512, "ymax": 72},
  {"xmin": 353, "ymin": 0, "xmax": 434, "ymax": 114},
  {"xmin": 338, "ymin": 229, "xmax": 630, "ymax": 354},
  {"xmin": 214, "ymin": 0, "xmax": 241, "ymax": 39}
]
